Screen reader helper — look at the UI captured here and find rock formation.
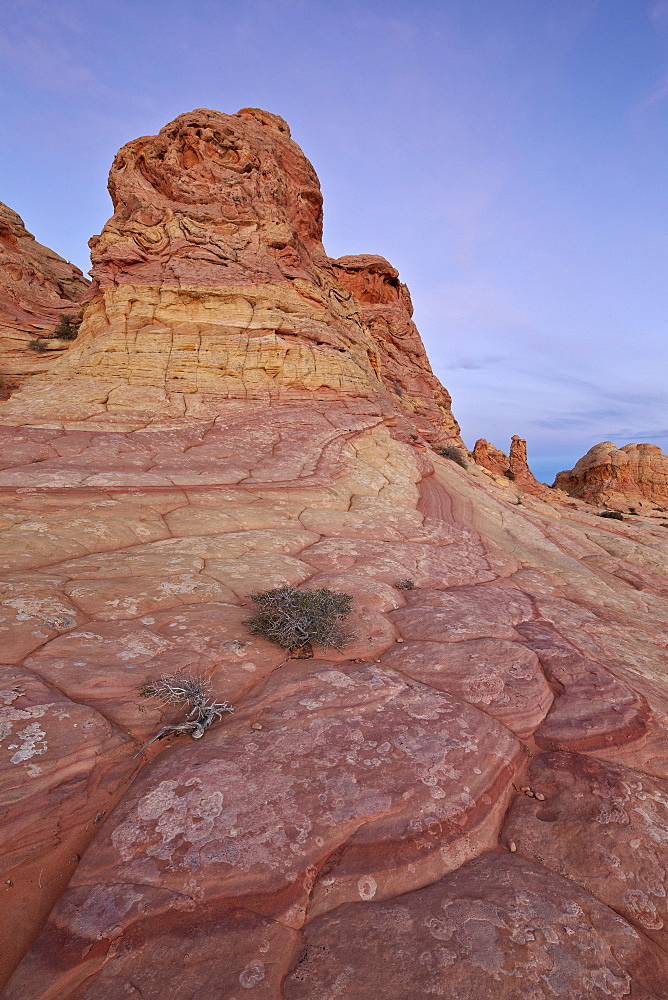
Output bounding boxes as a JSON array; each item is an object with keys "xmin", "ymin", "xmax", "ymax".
[
  {"xmin": 332, "ymin": 254, "xmax": 461, "ymax": 442},
  {"xmin": 473, "ymin": 434, "xmax": 544, "ymax": 492},
  {"xmin": 3, "ymin": 110, "xmax": 668, "ymax": 999},
  {"xmin": 555, "ymin": 440, "xmax": 668, "ymax": 511},
  {"xmin": 0, "ymin": 202, "xmax": 89, "ymax": 389},
  {"xmin": 0, "ymin": 108, "xmax": 460, "ymax": 446}
]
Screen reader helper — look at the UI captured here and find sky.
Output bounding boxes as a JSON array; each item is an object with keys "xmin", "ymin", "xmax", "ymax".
[{"xmin": 1, "ymin": 0, "xmax": 666, "ymax": 483}]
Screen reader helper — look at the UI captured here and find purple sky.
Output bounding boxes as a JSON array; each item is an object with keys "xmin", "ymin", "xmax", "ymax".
[{"xmin": 1, "ymin": 0, "xmax": 666, "ymax": 482}]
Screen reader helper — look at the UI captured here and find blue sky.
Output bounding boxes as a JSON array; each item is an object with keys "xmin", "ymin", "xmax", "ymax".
[{"xmin": 1, "ymin": 0, "xmax": 666, "ymax": 482}]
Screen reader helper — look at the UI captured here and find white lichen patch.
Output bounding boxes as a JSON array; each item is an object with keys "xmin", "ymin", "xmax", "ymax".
[
  {"xmin": 9, "ymin": 721, "xmax": 48, "ymax": 763},
  {"xmin": 0, "ymin": 686, "xmax": 21, "ymax": 706}
]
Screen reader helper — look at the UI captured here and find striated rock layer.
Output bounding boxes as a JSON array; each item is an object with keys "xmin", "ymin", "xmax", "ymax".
[
  {"xmin": 0, "ymin": 202, "xmax": 89, "ymax": 388},
  {"xmin": 0, "ymin": 108, "xmax": 461, "ymax": 446},
  {"xmin": 473, "ymin": 434, "xmax": 545, "ymax": 493},
  {"xmin": 555, "ymin": 440, "xmax": 668, "ymax": 511},
  {"xmin": 3, "ymin": 110, "xmax": 668, "ymax": 999}
]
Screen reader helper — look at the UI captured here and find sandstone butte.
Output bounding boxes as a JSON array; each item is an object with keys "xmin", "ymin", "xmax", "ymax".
[
  {"xmin": 1, "ymin": 107, "xmax": 668, "ymax": 1000},
  {"xmin": 0, "ymin": 202, "xmax": 89, "ymax": 393},
  {"xmin": 555, "ymin": 440, "xmax": 668, "ymax": 512}
]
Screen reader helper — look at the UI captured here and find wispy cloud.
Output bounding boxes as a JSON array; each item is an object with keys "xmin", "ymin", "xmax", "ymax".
[
  {"xmin": 444, "ymin": 355, "xmax": 505, "ymax": 371},
  {"xmin": 639, "ymin": 73, "xmax": 668, "ymax": 108},
  {"xmin": 650, "ymin": 0, "xmax": 668, "ymax": 25}
]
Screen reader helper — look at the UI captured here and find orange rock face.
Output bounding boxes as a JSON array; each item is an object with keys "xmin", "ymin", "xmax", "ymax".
[
  {"xmin": 0, "ymin": 202, "xmax": 89, "ymax": 387},
  {"xmin": 555, "ymin": 440, "xmax": 668, "ymax": 511},
  {"xmin": 90, "ymin": 107, "xmax": 322, "ymax": 290},
  {"xmin": 332, "ymin": 254, "xmax": 462, "ymax": 444},
  {"xmin": 3, "ymin": 109, "xmax": 668, "ymax": 999},
  {"xmin": 473, "ymin": 434, "xmax": 544, "ymax": 492},
  {"xmin": 0, "ymin": 107, "xmax": 458, "ymax": 443}
]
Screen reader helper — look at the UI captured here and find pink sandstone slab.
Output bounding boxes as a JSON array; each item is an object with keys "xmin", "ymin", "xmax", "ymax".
[
  {"xmin": 4, "ymin": 889, "xmax": 298, "ymax": 1000},
  {"xmin": 515, "ymin": 621, "xmax": 650, "ymax": 750},
  {"xmin": 0, "ymin": 664, "xmax": 136, "ymax": 985},
  {"xmin": 503, "ymin": 752, "xmax": 668, "ymax": 952},
  {"xmin": 284, "ymin": 853, "xmax": 668, "ymax": 1000},
  {"xmin": 0, "ymin": 501, "xmax": 172, "ymax": 573},
  {"xmin": 380, "ymin": 637, "xmax": 553, "ymax": 738},
  {"xmin": 299, "ymin": 534, "xmax": 516, "ymax": 588},
  {"xmin": 390, "ymin": 584, "xmax": 534, "ymax": 642},
  {"xmin": 12, "ymin": 661, "xmax": 520, "ymax": 993},
  {"xmin": 23, "ymin": 604, "xmax": 285, "ymax": 740},
  {"xmin": 299, "ymin": 572, "xmax": 406, "ymax": 612}
]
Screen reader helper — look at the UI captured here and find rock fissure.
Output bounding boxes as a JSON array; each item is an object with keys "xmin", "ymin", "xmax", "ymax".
[{"xmin": 2, "ymin": 107, "xmax": 668, "ymax": 998}]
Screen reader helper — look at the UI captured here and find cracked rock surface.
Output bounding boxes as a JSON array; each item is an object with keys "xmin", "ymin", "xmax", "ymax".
[{"xmin": 2, "ymin": 109, "xmax": 668, "ymax": 998}]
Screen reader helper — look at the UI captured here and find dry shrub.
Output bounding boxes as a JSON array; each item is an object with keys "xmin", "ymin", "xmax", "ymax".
[
  {"xmin": 137, "ymin": 674, "xmax": 233, "ymax": 755},
  {"xmin": 245, "ymin": 586, "xmax": 354, "ymax": 656}
]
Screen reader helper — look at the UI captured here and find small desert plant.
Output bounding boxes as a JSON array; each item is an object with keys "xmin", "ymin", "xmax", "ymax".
[
  {"xmin": 53, "ymin": 314, "xmax": 80, "ymax": 340},
  {"xmin": 409, "ymin": 434, "xmax": 419, "ymax": 441},
  {"xmin": 395, "ymin": 579, "xmax": 415, "ymax": 590},
  {"xmin": 245, "ymin": 586, "xmax": 354, "ymax": 660},
  {"xmin": 599, "ymin": 511, "xmax": 624, "ymax": 520},
  {"xmin": 28, "ymin": 338, "xmax": 48, "ymax": 352},
  {"xmin": 436, "ymin": 444, "xmax": 468, "ymax": 469},
  {"xmin": 136, "ymin": 674, "xmax": 233, "ymax": 755}
]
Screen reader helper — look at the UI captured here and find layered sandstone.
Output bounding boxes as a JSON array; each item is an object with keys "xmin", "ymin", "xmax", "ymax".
[
  {"xmin": 0, "ymin": 202, "xmax": 89, "ymax": 387},
  {"xmin": 473, "ymin": 434, "xmax": 544, "ymax": 492},
  {"xmin": 0, "ymin": 108, "xmax": 459, "ymax": 444},
  {"xmin": 3, "ymin": 110, "xmax": 668, "ymax": 1000},
  {"xmin": 555, "ymin": 440, "xmax": 668, "ymax": 511},
  {"xmin": 332, "ymin": 255, "xmax": 462, "ymax": 443}
]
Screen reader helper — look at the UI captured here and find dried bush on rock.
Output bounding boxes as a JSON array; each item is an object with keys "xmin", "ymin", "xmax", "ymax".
[
  {"xmin": 53, "ymin": 314, "xmax": 81, "ymax": 340},
  {"xmin": 436, "ymin": 444, "xmax": 468, "ymax": 469},
  {"xmin": 28, "ymin": 339, "xmax": 48, "ymax": 352},
  {"xmin": 395, "ymin": 579, "xmax": 415, "ymax": 590},
  {"xmin": 599, "ymin": 511, "xmax": 624, "ymax": 520},
  {"xmin": 136, "ymin": 674, "xmax": 233, "ymax": 755},
  {"xmin": 245, "ymin": 586, "xmax": 354, "ymax": 657}
]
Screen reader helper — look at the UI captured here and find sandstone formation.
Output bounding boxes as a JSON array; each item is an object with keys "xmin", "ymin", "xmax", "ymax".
[
  {"xmin": 0, "ymin": 108, "xmax": 460, "ymax": 446},
  {"xmin": 0, "ymin": 202, "xmax": 89, "ymax": 389},
  {"xmin": 555, "ymin": 440, "xmax": 668, "ymax": 511},
  {"xmin": 332, "ymin": 254, "xmax": 461, "ymax": 442},
  {"xmin": 3, "ymin": 110, "xmax": 668, "ymax": 999},
  {"xmin": 473, "ymin": 434, "xmax": 544, "ymax": 492}
]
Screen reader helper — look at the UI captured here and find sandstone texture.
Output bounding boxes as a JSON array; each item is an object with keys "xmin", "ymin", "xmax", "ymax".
[
  {"xmin": 0, "ymin": 202, "xmax": 89, "ymax": 389},
  {"xmin": 473, "ymin": 434, "xmax": 544, "ymax": 492},
  {"xmin": 0, "ymin": 108, "xmax": 460, "ymax": 446},
  {"xmin": 3, "ymin": 109, "xmax": 668, "ymax": 999},
  {"xmin": 332, "ymin": 254, "xmax": 462, "ymax": 443},
  {"xmin": 555, "ymin": 440, "xmax": 668, "ymax": 511}
]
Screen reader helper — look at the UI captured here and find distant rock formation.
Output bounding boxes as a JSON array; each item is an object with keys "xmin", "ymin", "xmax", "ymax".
[
  {"xmin": 0, "ymin": 202, "xmax": 89, "ymax": 387},
  {"xmin": 0, "ymin": 108, "xmax": 460, "ymax": 443},
  {"xmin": 473, "ymin": 435, "xmax": 543, "ymax": 492},
  {"xmin": 555, "ymin": 441, "xmax": 668, "ymax": 510}
]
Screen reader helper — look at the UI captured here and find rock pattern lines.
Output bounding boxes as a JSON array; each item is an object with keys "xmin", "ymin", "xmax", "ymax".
[{"xmin": 2, "ymin": 108, "xmax": 668, "ymax": 998}]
